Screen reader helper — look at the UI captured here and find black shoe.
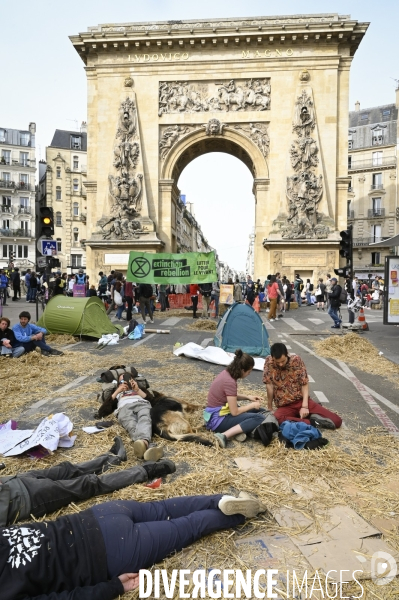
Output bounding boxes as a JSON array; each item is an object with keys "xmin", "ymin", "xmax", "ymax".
[
  {"xmin": 109, "ymin": 436, "xmax": 127, "ymax": 461},
  {"xmin": 41, "ymin": 350, "xmax": 51, "ymax": 357},
  {"xmin": 50, "ymin": 349, "xmax": 64, "ymax": 356},
  {"xmin": 253, "ymin": 422, "xmax": 278, "ymax": 447},
  {"xmin": 142, "ymin": 459, "xmax": 176, "ymax": 479},
  {"xmin": 310, "ymin": 416, "xmax": 336, "ymax": 430},
  {"xmin": 304, "ymin": 438, "xmax": 329, "ymax": 450}
]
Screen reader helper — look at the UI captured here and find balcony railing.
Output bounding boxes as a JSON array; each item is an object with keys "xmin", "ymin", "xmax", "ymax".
[
  {"xmin": 348, "ymin": 156, "xmax": 396, "ymax": 170},
  {"xmin": 0, "ymin": 179, "xmax": 15, "ymax": 189},
  {"xmin": 0, "ymin": 228, "xmax": 32, "ymax": 238},
  {"xmin": 353, "ymin": 237, "xmax": 390, "ymax": 247},
  {"xmin": 1, "ymin": 205, "xmax": 13, "ymax": 214},
  {"xmin": 368, "ymin": 208, "xmax": 385, "ymax": 218},
  {"xmin": 16, "ymin": 181, "xmax": 31, "ymax": 191},
  {"xmin": 370, "ymin": 184, "xmax": 384, "ymax": 191},
  {"xmin": 18, "ymin": 206, "xmax": 31, "ymax": 215},
  {"xmin": 0, "ymin": 159, "xmax": 34, "ymax": 168}
]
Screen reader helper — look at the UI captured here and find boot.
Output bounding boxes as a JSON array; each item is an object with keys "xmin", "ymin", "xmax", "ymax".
[
  {"xmin": 109, "ymin": 436, "xmax": 127, "ymax": 461},
  {"xmin": 142, "ymin": 459, "xmax": 176, "ymax": 479}
]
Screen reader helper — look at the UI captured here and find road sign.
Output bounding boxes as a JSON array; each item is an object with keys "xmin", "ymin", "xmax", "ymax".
[{"xmin": 41, "ymin": 240, "xmax": 57, "ymax": 256}]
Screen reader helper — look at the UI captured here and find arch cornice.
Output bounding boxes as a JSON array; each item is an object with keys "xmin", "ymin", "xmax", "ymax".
[{"xmin": 161, "ymin": 126, "xmax": 269, "ymax": 181}]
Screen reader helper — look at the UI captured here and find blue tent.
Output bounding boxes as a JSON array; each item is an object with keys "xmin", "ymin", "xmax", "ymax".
[{"xmin": 214, "ymin": 303, "xmax": 270, "ymax": 357}]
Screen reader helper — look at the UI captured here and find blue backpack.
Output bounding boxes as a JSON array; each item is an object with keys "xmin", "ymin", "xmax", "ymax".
[{"xmin": 76, "ymin": 273, "xmax": 86, "ymax": 285}]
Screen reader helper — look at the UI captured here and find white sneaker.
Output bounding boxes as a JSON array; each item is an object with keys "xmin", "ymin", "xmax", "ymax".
[
  {"xmin": 269, "ymin": 319, "xmax": 274, "ymax": 322},
  {"xmin": 149, "ymin": 319, "xmax": 154, "ymax": 323},
  {"xmin": 234, "ymin": 432, "xmax": 247, "ymax": 443},
  {"xmin": 218, "ymin": 494, "xmax": 262, "ymax": 518}
]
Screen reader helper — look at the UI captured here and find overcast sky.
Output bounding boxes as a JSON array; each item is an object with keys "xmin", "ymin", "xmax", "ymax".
[{"xmin": 1, "ymin": 1, "xmax": 398, "ymax": 271}]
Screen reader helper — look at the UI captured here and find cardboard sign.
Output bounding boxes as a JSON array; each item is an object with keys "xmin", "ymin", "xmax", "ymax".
[
  {"xmin": 73, "ymin": 284, "xmax": 86, "ymax": 297},
  {"xmin": 220, "ymin": 284, "xmax": 234, "ymax": 304}
]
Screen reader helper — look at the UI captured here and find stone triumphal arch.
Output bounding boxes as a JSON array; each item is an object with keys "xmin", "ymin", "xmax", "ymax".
[{"xmin": 70, "ymin": 14, "xmax": 368, "ymax": 279}]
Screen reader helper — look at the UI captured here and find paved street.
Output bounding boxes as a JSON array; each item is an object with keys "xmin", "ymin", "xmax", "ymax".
[{"xmin": 5, "ymin": 297, "xmax": 397, "ymax": 435}]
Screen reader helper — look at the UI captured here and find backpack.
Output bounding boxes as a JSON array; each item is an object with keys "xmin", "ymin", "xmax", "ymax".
[
  {"xmin": 309, "ymin": 283, "xmax": 314, "ymax": 292},
  {"xmin": 76, "ymin": 273, "xmax": 86, "ymax": 285},
  {"xmin": 140, "ymin": 284, "xmax": 154, "ymax": 299},
  {"xmin": 339, "ymin": 289, "xmax": 348, "ymax": 304},
  {"xmin": 299, "ymin": 281, "xmax": 304, "ymax": 291}
]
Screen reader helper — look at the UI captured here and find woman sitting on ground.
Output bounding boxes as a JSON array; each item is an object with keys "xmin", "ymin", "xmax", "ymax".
[
  {"xmin": 204, "ymin": 350, "xmax": 267, "ymax": 448},
  {"xmin": 0, "ymin": 492, "xmax": 265, "ymax": 599}
]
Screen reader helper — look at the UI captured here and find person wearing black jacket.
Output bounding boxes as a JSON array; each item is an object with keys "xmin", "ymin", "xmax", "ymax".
[
  {"xmin": 199, "ymin": 282, "xmax": 213, "ymax": 318},
  {"xmin": 137, "ymin": 283, "xmax": 154, "ymax": 323},
  {"xmin": 0, "ymin": 317, "xmax": 25, "ymax": 358},
  {"xmin": 327, "ymin": 277, "xmax": 342, "ymax": 328},
  {"xmin": 0, "ymin": 491, "xmax": 263, "ymax": 599},
  {"xmin": 10, "ymin": 268, "xmax": 21, "ymax": 301}
]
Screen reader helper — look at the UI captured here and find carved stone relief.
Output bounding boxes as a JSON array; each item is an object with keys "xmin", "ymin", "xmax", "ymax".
[
  {"xmin": 299, "ymin": 70, "xmax": 311, "ymax": 82},
  {"xmin": 234, "ymin": 123, "xmax": 270, "ymax": 158},
  {"xmin": 159, "ymin": 125, "xmax": 193, "ymax": 160},
  {"xmin": 159, "ymin": 78, "xmax": 270, "ymax": 115},
  {"xmin": 204, "ymin": 118, "xmax": 224, "ymax": 136},
  {"xmin": 280, "ymin": 89, "xmax": 329, "ymax": 240},
  {"xmin": 98, "ymin": 95, "xmax": 148, "ymax": 240}
]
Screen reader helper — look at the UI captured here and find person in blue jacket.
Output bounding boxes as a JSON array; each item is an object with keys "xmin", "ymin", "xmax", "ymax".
[
  {"xmin": 0, "ymin": 269, "xmax": 9, "ymax": 306},
  {"xmin": 12, "ymin": 311, "xmax": 63, "ymax": 357}
]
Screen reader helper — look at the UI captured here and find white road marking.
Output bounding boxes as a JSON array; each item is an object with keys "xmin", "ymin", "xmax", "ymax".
[
  {"xmin": 308, "ymin": 318, "xmax": 324, "ymax": 325},
  {"xmin": 337, "ymin": 361, "xmax": 399, "ymax": 435},
  {"xmin": 288, "ymin": 337, "xmax": 399, "ymax": 417},
  {"xmin": 263, "ymin": 320, "xmax": 275, "ymax": 330},
  {"xmin": 133, "ymin": 334, "xmax": 156, "ymax": 347},
  {"xmin": 308, "ymin": 375, "xmax": 315, "ymax": 382},
  {"xmin": 286, "ymin": 345, "xmax": 292, "ymax": 350},
  {"xmin": 60, "ymin": 341, "xmax": 83, "ymax": 350},
  {"xmin": 56, "ymin": 375, "xmax": 92, "ymax": 394},
  {"xmin": 283, "ymin": 318, "xmax": 309, "ymax": 331},
  {"xmin": 201, "ymin": 338, "xmax": 213, "ymax": 348},
  {"xmin": 159, "ymin": 317, "xmax": 182, "ymax": 326},
  {"xmin": 313, "ymin": 391, "xmax": 329, "ymax": 403},
  {"xmin": 278, "ymin": 335, "xmax": 283, "ymax": 338}
]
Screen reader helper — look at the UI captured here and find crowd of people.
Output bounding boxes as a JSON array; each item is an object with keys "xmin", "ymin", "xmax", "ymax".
[{"xmin": 0, "ymin": 339, "xmax": 342, "ymax": 598}]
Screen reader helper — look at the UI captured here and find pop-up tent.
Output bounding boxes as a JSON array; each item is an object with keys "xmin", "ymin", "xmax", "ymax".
[
  {"xmin": 214, "ymin": 302, "xmax": 270, "ymax": 357},
  {"xmin": 37, "ymin": 296, "xmax": 123, "ymax": 339}
]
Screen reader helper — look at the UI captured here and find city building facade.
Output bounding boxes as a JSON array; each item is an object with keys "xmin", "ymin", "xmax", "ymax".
[
  {"xmin": 0, "ymin": 123, "xmax": 36, "ymax": 269},
  {"xmin": 348, "ymin": 89, "xmax": 399, "ymax": 277},
  {"xmin": 39, "ymin": 127, "xmax": 88, "ymax": 271},
  {"xmin": 70, "ymin": 14, "xmax": 368, "ymax": 283}
]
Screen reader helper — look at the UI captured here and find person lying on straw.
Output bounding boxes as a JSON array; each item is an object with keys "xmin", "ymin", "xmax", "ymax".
[
  {"xmin": 0, "ymin": 491, "xmax": 265, "ymax": 599},
  {"xmin": 0, "ymin": 437, "xmax": 175, "ymax": 527}
]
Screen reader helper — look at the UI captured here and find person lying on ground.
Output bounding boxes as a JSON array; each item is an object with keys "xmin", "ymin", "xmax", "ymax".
[
  {"xmin": 0, "ymin": 436, "xmax": 175, "ymax": 528},
  {"xmin": 108, "ymin": 373, "xmax": 164, "ymax": 461},
  {"xmin": 12, "ymin": 311, "xmax": 64, "ymax": 357},
  {"xmin": 204, "ymin": 349, "xmax": 273, "ymax": 448},
  {"xmin": 0, "ymin": 491, "xmax": 265, "ymax": 600},
  {"xmin": 0, "ymin": 317, "xmax": 25, "ymax": 359},
  {"xmin": 263, "ymin": 343, "xmax": 342, "ymax": 429}
]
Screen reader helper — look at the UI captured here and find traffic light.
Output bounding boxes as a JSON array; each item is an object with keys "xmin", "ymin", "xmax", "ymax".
[
  {"xmin": 39, "ymin": 206, "xmax": 54, "ymax": 237},
  {"xmin": 334, "ymin": 225, "xmax": 353, "ymax": 279},
  {"xmin": 339, "ymin": 228, "xmax": 352, "ymax": 260},
  {"xmin": 9, "ymin": 249, "xmax": 14, "ymax": 262}
]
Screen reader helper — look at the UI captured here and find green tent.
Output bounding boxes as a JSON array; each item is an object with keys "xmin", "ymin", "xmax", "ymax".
[{"xmin": 37, "ymin": 296, "xmax": 123, "ymax": 338}]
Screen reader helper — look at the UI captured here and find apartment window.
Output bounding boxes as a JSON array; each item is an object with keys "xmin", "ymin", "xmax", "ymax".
[
  {"xmin": 372, "ymin": 128, "xmax": 383, "ymax": 146},
  {"xmin": 17, "ymin": 245, "xmax": 28, "ymax": 258},
  {"xmin": 372, "ymin": 173, "xmax": 382, "ymax": 189},
  {"xmin": 348, "ymin": 141, "xmax": 353, "ymax": 150},
  {"xmin": 20, "ymin": 221, "xmax": 29, "ymax": 233},
  {"xmin": 347, "ymin": 201, "xmax": 352, "ymax": 217},
  {"xmin": 0, "ymin": 130, "xmax": 5, "ymax": 143},
  {"xmin": 1, "ymin": 150, "xmax": 11, "ymax": 165},
  {"xmin": 20, "ymin": 152, "xmax": 29, "ymax": 166},
  {"xmin": 2, "ymin": 220, "xmax": 10, "ymax": 230},
  {"xmin": 2, "ymin": 196, "xmax": 11, "ymax": 207},
  {"xmin": 73, "ymin": 156, "xmax": 79, "ymax": 170},
  {"xmin": 56, "ymin": 211, "xmax": 62, "ymax": 226},
  {"xmin": 382, "ymin": 109, "xmax": 391, "ymax": 116},
  {"xmin": 73, "ymin": 202, "xmax": 79, "ymax": 216},
  {"xmin": 56, "ymin": 186, "xmax": 62, "ymax": 201},
  {"xmin": 19, "ymin": 197, "xmax": 29, "ymax": 214},
  {"xmin": 20, "ymin": 133, "xmax": 29, "ymax": 146},
  {"xmin": 360, "ymin": 113, "xmax": 369, "ymax": 120},
  {"xmin": 71, "ymin": 136, "xmax": 81, "ymax": 150},
  {"xmin": 73, "ymin": 227, "xmax": 79, "ymax": 242},
  {"xmin": 73, "ymin": 178, "xmax": 79, "ymax": 192},
  {"xmin": 371, "ymin": 224, "xmax": 382, "ymax": 242},
  {"xmin": 372, "ymin": 151, "xmax": 382, "ymax": 166},
  {"xmin": 20, "ymin": 174, "xmax": 28, "ymax": 188},
  {"xmin": 372, "ymin": 197, "xmax": 382, "ymax": 212},
  {"xmin": 2, "ymin": 172, "xmax": 10, "ymax": 181},
  {"xmin": 371, "ymin": 252, "xmax": 381, "ymax": 265},
  {"xmin": 56, "ymin": 167, "xmax": 61, "ymax": 178},
  {"xmin": 348, "ymin": 156, "xmax": 352, "ymax": 168},
  {"xmin": 71, "ymin": 254, "xmax": 82, "ymax": 267},
  {"xmin": 2, "ymin": 244, "xmax": 15, "ymax": 258},
  {"xmin": 57, "ymin": 238, "xmax": 62, "ymax": 252}
]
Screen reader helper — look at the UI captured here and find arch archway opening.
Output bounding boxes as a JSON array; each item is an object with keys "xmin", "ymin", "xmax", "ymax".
[{"xmin": 177, "ymin": 151, "xmax": 255, "ymax": 273}]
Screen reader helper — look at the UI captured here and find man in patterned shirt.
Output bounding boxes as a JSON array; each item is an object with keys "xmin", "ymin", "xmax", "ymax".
[{"xmin": 263, "ymin": 343, "xmax": 342, "ymax": 429}]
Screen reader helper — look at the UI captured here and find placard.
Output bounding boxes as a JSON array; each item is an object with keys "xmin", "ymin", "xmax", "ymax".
[
  {"xmin": 220, "ymin": 284, "xmax": 234, "ymax": 304},
  {"xmin": 73, "ymin": 284, "xmax": 86, "ymax": 297},
  {"xmin": 384, "ymin": 256, "xmax": 399, "ymax": 324}
]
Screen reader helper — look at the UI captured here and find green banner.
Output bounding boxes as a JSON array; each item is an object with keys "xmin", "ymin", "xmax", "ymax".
[{"xmin": 127, "ymin": 251, "xmax": 217, "ymax": 284}]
